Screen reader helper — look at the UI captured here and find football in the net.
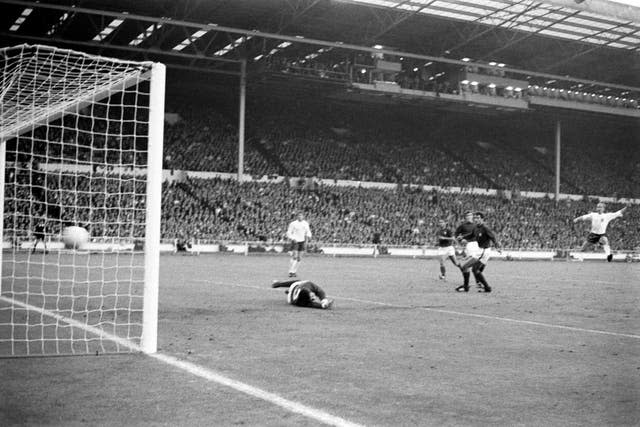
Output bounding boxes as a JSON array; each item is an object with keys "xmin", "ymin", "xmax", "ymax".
[{"xmin": 62, "ymin": 226, "xmax": 90, "ymax": 249}]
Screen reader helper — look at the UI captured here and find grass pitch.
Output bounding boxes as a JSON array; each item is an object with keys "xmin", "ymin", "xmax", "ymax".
[{"xmin": 1, "ymin": 253, "xmax": 639, "ymax": 426}]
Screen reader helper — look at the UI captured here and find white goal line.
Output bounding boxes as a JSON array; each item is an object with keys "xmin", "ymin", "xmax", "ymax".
[
  {"xmin": 0, "ymin": 295, "xmax": 364, "ymax": 427},
  {"xmin": 0, "ymin": 295, "xmax": 140, "ymax": 351}
]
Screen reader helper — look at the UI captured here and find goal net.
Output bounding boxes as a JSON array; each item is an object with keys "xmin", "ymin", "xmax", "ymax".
[{"xmin": 0, "ymin": 44, "xmax": 165, "ymax": 356}]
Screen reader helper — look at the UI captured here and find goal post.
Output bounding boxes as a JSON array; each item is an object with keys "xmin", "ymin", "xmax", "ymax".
[
  {"xmin": 141, "ymin": 61, "xmax": 165, "ymax": 354},
  {"xmin": 0, "ymin": 44, "xmax": 165, "ymax": 356}
]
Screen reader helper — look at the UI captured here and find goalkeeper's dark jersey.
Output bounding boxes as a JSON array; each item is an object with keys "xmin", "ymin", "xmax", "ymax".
[
  {"xmin": 296, "ymin": 281, "xmax": 326, "ymax": 301},
  {"xmin": 273, "ymin": 279, "xmax": 327, "ymax": 306},
  {"xmin": 455, "ymin": 221, "xmax": 476, "ymax": 242}
]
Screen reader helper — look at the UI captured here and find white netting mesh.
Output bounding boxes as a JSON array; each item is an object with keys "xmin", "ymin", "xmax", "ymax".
[{"xmin": 0, "ymin": 44, "xmax": 161, "ymax": 356}]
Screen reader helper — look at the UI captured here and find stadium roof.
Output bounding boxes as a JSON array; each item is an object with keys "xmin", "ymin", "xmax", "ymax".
[
  {"xmin": 344, "ymin": 0, "xmax": 640, "ymax": 50},
  {"xmin": 0, "ymin": 0, "xmax": 639, "ymax": 90}
]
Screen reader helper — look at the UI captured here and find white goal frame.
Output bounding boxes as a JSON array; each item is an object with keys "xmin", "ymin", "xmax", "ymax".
[{"xmin": 0, "ymin": 44, "xmax": 165, "ymax": 355}]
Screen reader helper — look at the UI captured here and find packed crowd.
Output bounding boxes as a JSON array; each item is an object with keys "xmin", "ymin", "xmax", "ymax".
[
  {"xmin": 162, "ymin": 97, "xmax": 639, "ymax": 198},
  {"xmin": 5, "ymin": 162, "xmax": 146, "ymax": 241},
  {"xmin": 558, "ymin": 120, "xmax": 640, "ymax": 199},
  {"xmin": 5, "ymin": 158, "xmax": 636, "ymax": 251},
  {"xmin": 6, "ymin": 100, "xmax": 149, "ymax": 170},
  {"xmin": 5, "ymin": 93, "xmax": 637, "ymax": 251},
  {"xmin": 161, "ymin": 178, "xmax": 639, "ymax": 250},
  {"xmin": 162, "ymin": 102, "xmax": 270, "ymax": 177}
]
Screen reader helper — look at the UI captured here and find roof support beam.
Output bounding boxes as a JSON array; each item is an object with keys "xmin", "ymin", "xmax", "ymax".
[
  {"xmin": 0, "ymin": 31, "xmax": 241, "ymax": 71},
  {"xmin": 276, "ymin": 0, "xmax": 325, "ymax": 33},
  {"xmin": 442, "ymin": 0, "xmax": 541, "ymax": 55},
  {"xmin": 479, "ymin": 8, "xmax": 580, "ymax": 60},
  {"xmin": 246, "ymin": 0, "xmax": 323, "ymax": 61},
  {"xmin": 362, "ymin": 0, "xmax": 438, "ymax": 43},
  {"xmin": 543, "ymin": 0, "xmax": 640, "ymax": 25},
  {"xmin": 1, "ymin": 0, "xmax": 638, "ymax": 92},
  {"xmin": 542, "ymin": 27, "xmax": 640, "ymax": 72}
]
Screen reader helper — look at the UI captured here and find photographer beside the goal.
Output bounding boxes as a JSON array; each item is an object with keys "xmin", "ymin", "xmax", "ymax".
[
  {"xmin": 175, "ymin": 231, "xmax": 198, "ymax": 255},
  {"xmin": 31, "ymin": 219, "xmax": 48, "ymax": 254}
]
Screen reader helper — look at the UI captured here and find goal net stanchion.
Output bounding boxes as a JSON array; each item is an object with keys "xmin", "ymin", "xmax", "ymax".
[{"xmin": 0, "ymin": 44, "xmax": 165, "ymax": 357}]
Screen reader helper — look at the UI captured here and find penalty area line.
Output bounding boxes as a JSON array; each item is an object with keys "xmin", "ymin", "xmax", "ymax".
[{"xmin": 0, "ymin": 295, "xmax": 364, "ymax": 427}]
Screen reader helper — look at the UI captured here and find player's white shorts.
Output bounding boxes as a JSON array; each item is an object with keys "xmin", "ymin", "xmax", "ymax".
[
  {"xmin": 464, "ymin": 241, "xmax": 482, "ymax": 259},
  {"xmin": 477, "ymin": 247, "xmax": 492, "ymax": 265},
  {"xmin": 437, "ymin": 246, "xmax": 456, "ymax": 258}
]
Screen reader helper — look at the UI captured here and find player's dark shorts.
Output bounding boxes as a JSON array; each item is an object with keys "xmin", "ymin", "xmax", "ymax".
[
  {"xmin": 292, "ymin": 241, "xmax": 305, "ymax": 252},
  {"xmin": 587, "ymin": 233, "xmax": 605, "ymax": 244},
  {"xmin": 34, "ymin": 233, "xmax": 44, "ymax": 240}
]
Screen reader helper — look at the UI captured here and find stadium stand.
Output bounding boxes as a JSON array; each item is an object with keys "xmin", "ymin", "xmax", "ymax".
[
  {"xmin": 162, "ymin": 97, "xmax": 639, "ymax": 198},
  {"xmin": 4, "ymin": 97, "xmax": 638, "ymax": 251},
  {"xmin": 158, "ymin": 177, "xmax": 639, "ymax": 251}
]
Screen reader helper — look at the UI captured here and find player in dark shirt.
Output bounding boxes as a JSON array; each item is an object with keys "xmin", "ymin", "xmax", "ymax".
[
  {"xmin": 458, "ymin": 212, "xmax": 501, "ymax": 293},
  {"xmin": 271, "ymin": 279, "xmax": 334, "ymax": 309},
  {"xmin": 454, "ymin": 211, "xmax": 478, "ymax": 291},
  {"xmin": 436, "ymin": 219, "xmax": 459, "ymax": 280},
  {"xmin": 454, "ymin": 212, "xmax": 476, "ymax": 243},
  {"xmin": 32, "ymin": 220, "xmax": 47, "ymax": 254},
  {"xmin": 372, "ymin": 230, "xmax": 381, "ymax": 258}
]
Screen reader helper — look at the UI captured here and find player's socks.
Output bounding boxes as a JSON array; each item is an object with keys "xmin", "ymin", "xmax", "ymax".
[
  {"xmin": 440, "ymin": 265, "xmax": 446, "ymax": 276},
  {"xmin": 473, "ymin": 271, "xmax": 491, "ymax": 292},
  {"xmin": 454, "ymin": 272, "xmax": 469, "ymax": 291},
  {"xmin": 272, "ymin": 280, "xmax": 297, "ymax": 288}
]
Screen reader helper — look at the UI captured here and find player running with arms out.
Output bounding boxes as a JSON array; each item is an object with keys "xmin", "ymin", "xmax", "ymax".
[
  {"xmin": 458, "ymin": 212, "xmax": 501, "ymax": 293},
  {"xmin": 573, "ymin": 202, "xmax": 627, "ymax": 262},
  {"xmin": 286, "ymin": 212, "xmax": 312, "ymax": 277},
  {"xmin": 436, "ymin": 219, "xmax": 459, "ymax": 281},
  {"xmin": 271, "ymin": 279, "xmax": 334, "ymax": 309},
  {"xmin": 454, "ymin": 211, "xmax": 479, "ymax": 292}
]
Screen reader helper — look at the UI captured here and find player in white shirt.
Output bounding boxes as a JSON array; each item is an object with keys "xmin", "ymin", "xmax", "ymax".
[
  {"xmin": 573, "ymin": 202, "xmax": 627, "ymax": 262},
  {"xmin": 286, "ymin": 212, "xmax": 312, "ymax": 277}
]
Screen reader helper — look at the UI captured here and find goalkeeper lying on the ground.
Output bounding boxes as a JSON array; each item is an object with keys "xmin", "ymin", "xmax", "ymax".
[{"xmin": 271, "ymin": 279, "xmax": 334, "ymax": 309}]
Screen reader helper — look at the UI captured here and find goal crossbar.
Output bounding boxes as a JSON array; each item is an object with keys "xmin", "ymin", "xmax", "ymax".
[{"xmin": 1, "ymin": 44, "xmax": 154, "ymax": 140}]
